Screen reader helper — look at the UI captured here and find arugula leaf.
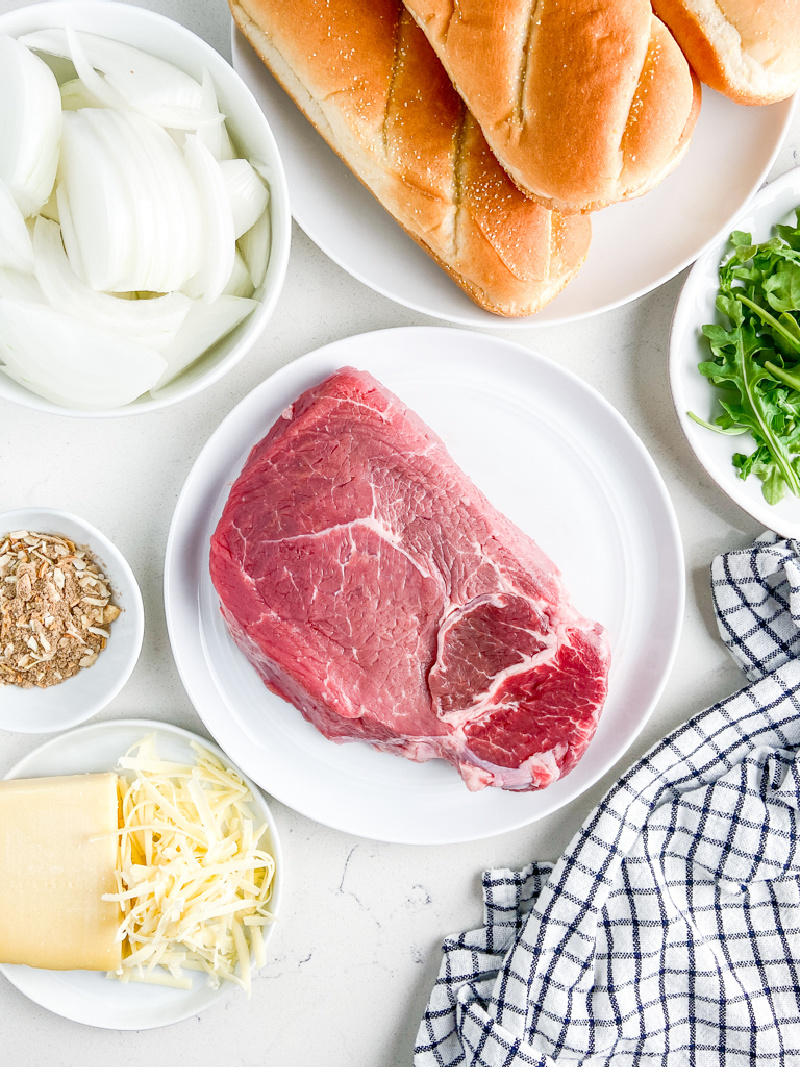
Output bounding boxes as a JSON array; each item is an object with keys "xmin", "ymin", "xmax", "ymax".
[{"xmin": 688, "ymin": 209, "xmax": 800, "ymax": 505}]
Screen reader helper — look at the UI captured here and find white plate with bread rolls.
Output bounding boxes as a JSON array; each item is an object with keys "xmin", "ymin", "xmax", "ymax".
[{"xmin": 230, "ymin": 0, "xmax": 796, "ymax": 327}]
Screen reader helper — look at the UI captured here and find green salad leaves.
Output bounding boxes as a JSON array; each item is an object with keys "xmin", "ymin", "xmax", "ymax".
[{"xmin": 689, "ymin": 211, "xmax": 800, "ymax": 505}]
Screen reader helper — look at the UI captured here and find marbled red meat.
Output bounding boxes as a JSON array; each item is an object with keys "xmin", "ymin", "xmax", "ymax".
[{"xmin": 209, "ymin": 367, "xmax": 610, "ymax": 791}]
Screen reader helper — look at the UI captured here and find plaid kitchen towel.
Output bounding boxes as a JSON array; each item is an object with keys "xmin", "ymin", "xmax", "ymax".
[{"xmin": 416, "ymin": 532, "xmax": 800, "ymax": 1066}]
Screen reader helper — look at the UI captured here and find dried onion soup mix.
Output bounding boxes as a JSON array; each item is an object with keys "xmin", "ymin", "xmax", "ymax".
[{"xmin": 0, "ymin": 529, "xmax": 120, "ymax": 688}]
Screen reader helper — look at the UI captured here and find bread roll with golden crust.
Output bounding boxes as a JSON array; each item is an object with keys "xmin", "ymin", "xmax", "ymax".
[
  {"xmin": 229, "ymin": 0, "xmax": 591, "ymax": 317},
  {"xmin": 401, "ymin": 0, "xmax": 702, "ymax": 215},
  {"xmin": 651, "ymin": 0, "xmax": 800, "ymax": 105}
]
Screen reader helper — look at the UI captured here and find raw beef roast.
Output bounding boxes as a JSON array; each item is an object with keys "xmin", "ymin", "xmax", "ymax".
[{"xmin": 209, "ymin": 368, "xmax": 610, "ymax": 791}]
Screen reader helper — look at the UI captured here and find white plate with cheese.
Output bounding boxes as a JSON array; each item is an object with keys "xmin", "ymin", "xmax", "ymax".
[{"xmin": 0, "ymin": 719, "xmax": 282, "ymax": 1030}]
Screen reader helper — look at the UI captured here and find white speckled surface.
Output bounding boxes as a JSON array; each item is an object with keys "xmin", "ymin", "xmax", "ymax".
[{"xmin": 1, "ymin": 1, "xmax": 797, "ymax": 1063}]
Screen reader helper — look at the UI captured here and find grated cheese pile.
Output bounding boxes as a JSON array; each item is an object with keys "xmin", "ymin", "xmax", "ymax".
[{"xmin": 105, "ymin": 735, "xmax": 276, "ymax": 994}]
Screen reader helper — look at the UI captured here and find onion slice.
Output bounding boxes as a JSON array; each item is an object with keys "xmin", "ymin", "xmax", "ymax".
[
  {"xmin": 59, "ymin": 108, "xmax": 204, "ymax": 292},
  {"xmin": 182, "ymin": 135, "xmax": 235, "ymax": 304},
  {"xmin": 250, "ymin": 159, "xmax": 273, "ymax": 185},
  {"xmin": 0, "ymin": 269, "xmax": 45, "ymax": 304},
  {"xmin": 0, "ymin": 177, "xmax": 34, "ymax": 273},
  {"xmin": 238, "ymin": 208, "xmax": 272, "ymax": 291},
  {"xmin": 0, "ymin": 34, "xmax": 61, "ymax": 217},
  {"xmin": 55, "ymin": 183, "xmax": 86, "ymax": 283},
  {"xmin": 223, "ymin": 249, "xmax": 254, "ymax": 298},
  {"xmin": 39, "ymin": 185, "xmax": 59, "ymax": 222},
  {"xmin": 21, "ymin": 28, "xmax": 223, "ymax": 131},
  {"xmin": 32, "ymin": 216, "xmax": 193, "ymax": 350},
  {"xmin": 0, "ymin": 298, "xmax": 166, "ymax": 409},
  {"xmin": 196, "ymin": 71, "xmax": 233, "ymax": 161},
  {"xmin": 60, "ymin": 77, "xmax": 103, "ymax": 111},
  {"xmin": 154, "ymin": 294, "xmax": 256, "ymax": 390},
  {"xmin": 58, "ymin": 109, "xmax": 133, "ymax": 290},
  {"xmin": 64, "ymin": 25, "xmax": 129, "ymax": 112},
  {"xmin": 220, "ymin": 159, "xmax": 269, "ymax": 240}
]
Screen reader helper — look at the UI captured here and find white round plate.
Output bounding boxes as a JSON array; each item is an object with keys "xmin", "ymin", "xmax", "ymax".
[
  {"xmin": 232, "ymin": 27, "xmax": 795, "ymax": 327},
  {"xmin": 0, "ymin": 719, "xmax": 282, "ymax": 1030},
  {"xmin": 165, "ymin": 327, "xmax": 684, "ymax": 844},
  {"xmin": 671, "ymin": 165, "xmax": 800, "ymax": 537}
]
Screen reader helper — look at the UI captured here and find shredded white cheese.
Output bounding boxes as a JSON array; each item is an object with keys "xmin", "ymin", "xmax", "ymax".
[{"xmin": 104, "ymin": 734, "xmax": 276, "ymax": 994}]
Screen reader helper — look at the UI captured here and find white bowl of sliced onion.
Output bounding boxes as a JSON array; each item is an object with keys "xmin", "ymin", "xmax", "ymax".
[{"xmin": 0, "ymin": 2, "xmax": 291, "ymax": 416}]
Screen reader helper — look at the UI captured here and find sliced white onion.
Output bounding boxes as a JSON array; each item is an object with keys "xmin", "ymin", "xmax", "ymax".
[
  {"xmin": 33, "ymin": 216, "xmax": 193, "ymax": 350},
  {"xmin": 220, "ymin": 158, "xmax": 269, "ymax": 240},
  {"xmin": 196, "ymin": 71, "xmax": 233, "ymax": 161},
  {"xmin": 0, "ymin": 298, "xmax": 166, "ymax": 409},
  {"xmin": 59, "ymin": 108, "xmax": 203, "ymax": 292},
  {"xmin": 0, "ymin": 32, "xmax": 274, "ymax": 409},
  {"xmin": 238, "ymin": 207, "xmax": 272, "ymax": 291},
  {"xmin": 0, "ymin": 177, "xmax": 34, "ymax": 272},
  {"xmin": 0, "ymin": 268, "xmax": 45, "ymax": 304},
  {"xmin": 223, "ymin": 249, "xmax": 254, "ymax": 298},
  {"xmin": 59, "ymin": 76, "xmax": 104, "ymax": 111},
  {"xmin": 0, "ymin": 35, "xmax": 61, "ymax": 217},
  {"xmin": 143, "ymin": 103, "xmax": 225, "ymax": 133},
  {"xmin": 58, "ymin": 110, "xmax": 132, "ymax": 290},
  {"xmin": 154, "ymin": 294, "xmax": 256, "ymax": 389},
  {"xmin": 64, "ymin": 25, "xmax": 128, "ymax": 112},
  {"xmin": 82, "ymin": 107, "xmax": 158, "ymax": 290},
  {"xmin": 65, "ymin": 28, "xmax": 214, "ymax": 133},
  {"xmin": 250, "ymin": 159, "xmax": 273, "ymax": 185},
  {"xmin": 39, "ymin": 185, "xmax": 59, "ymax": 222},
  {"xmin": 55, "ymin": 183, "xmax": 86, "ymax": 283},
  {"xmin": 21, "ymin": 28, "xmax": 222, "ymax": 131},
  {"xmin": 118, "ymin": 109, "xmax": 205, "ymax": 292},
  {"xmin": 182, "ymin": 135, "xmax": 235, "ymax": 304}
]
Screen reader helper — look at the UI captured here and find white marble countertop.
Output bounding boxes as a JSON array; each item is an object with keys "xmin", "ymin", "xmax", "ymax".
[{"xmin": 1, "ymin": 2, "xmax": 798, "ymax": 1064}]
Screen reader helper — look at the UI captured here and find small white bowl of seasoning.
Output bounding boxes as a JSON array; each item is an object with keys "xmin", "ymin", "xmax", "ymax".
[{"xmin": 0, "ymin": 507, "xmax": 144, "ymax": 733}]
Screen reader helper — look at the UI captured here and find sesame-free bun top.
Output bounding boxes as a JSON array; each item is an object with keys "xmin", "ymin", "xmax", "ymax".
[
  {"xmin": 402, "ymin": 0, "xmax": 701, "ymax": 215},
  {"xmin": 230, "ymin": 0, "xmax": 591, "ymax": 317},
  {"xmin": 651, "ymin": 0, "xmax": 800, "ymax": 105}
]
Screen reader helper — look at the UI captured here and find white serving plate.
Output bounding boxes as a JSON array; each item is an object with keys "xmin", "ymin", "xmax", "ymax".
[
  {"xmin": 232, "ymin": 27, "xmax": 795, "ymax": 327},
  {"xmin": 670, "ymin": 165, "xmax": 800, "ymax": 537},
  {"xmin": 165, "ymin": 327, "xmax": 684, "ymax": 844},
  {"xmin": 0, "ymin": 719, "xmax": 282, "ymax": 1030}
]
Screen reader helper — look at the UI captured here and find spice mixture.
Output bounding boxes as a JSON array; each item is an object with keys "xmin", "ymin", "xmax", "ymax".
[{"xmin": 0, "ymin": 530, "xmax": 121, "ymax": 689}]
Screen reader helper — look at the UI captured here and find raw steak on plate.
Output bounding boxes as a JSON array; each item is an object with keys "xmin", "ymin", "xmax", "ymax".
[{"xmin": 209, "ymin": 367, "xmax": 610, "ymax": 791}]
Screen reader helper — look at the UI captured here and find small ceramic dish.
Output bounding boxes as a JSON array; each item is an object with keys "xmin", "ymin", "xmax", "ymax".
[
  {"xmin": 0, "ymin": 507, "xmax": 144, "ymax": 733},
  {"xmin": 0, "ymin": 2, "xmax": 291, "ymax": 417}
]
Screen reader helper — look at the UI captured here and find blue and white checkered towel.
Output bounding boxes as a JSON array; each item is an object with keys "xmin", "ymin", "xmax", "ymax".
[{"xmin": 416, "ymin": 532, "xmax": 800, "ymax": 1066}]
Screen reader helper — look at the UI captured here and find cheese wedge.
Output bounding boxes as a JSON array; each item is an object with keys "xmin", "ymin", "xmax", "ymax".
[{"xmin": 0, "ymin": 773, "xmax": 121, "ymax": 971}]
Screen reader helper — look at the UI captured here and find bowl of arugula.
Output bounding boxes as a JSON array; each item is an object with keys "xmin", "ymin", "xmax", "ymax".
[{"xmin": 670, "ymin": 165, "xmax": 800, "ymax": 536}]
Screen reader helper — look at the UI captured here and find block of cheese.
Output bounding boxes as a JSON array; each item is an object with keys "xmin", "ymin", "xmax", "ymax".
[{"xmin": 0, "ymin": 773, "xmax": 121, "ymax": 971}]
